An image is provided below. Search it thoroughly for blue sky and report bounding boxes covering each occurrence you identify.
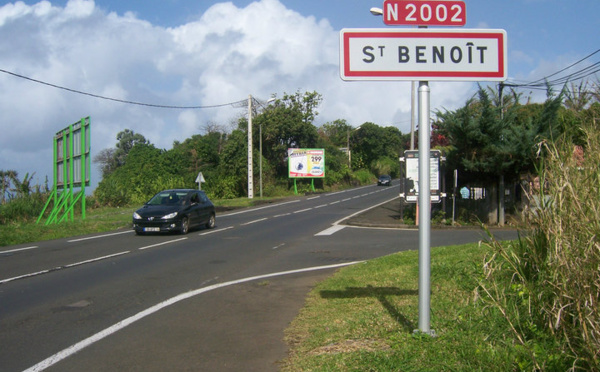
[0,0,598,190]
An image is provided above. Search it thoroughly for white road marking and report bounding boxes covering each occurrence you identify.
[333,196,399,226]
[0,251,131,285]
[0,246,38,254]
[199,226,234,235]
[68,230,134,242]
[294,208,313,214]
[63,252,131,267]
[273,213,291,218]
[315,225,346,236]
[241,218,268,226]
[138,237,187,251]
[219,199,300,217]
[307,196,320,200]
[24,261,363,372]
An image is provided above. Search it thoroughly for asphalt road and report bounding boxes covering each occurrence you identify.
[0,184,517,371]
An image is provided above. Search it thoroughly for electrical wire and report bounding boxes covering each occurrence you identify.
[504,48,600,91]
[0,68,247,109]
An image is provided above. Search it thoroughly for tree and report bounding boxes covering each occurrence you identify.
[252,91,321,178]
[437,85,564,224]
[94,129,149,178]
[214,129,248,198]
[169,131,226,185]
[319,119,353,148]
[10,172,34,197]
[0,170,17,203]
[564,81,592,111]
[94,148,118,178]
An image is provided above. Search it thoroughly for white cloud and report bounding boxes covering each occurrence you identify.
[0,0,509,190]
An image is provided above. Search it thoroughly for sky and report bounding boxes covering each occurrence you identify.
[0,0,598,191]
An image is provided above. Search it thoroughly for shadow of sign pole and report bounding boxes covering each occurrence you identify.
[320,286,417,332]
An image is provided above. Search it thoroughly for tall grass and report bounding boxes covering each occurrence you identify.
[0,192,48,224]
[479,125,600,371]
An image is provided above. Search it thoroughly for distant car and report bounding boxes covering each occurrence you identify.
[377,175,392,186]
[133,189,216,235]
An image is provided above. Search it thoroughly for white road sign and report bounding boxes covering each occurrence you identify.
[340,28,507,81]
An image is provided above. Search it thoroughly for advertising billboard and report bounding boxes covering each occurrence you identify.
[288,148,325,178]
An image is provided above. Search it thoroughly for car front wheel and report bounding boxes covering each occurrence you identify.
[180,217,189,234]
[205,214,215,229]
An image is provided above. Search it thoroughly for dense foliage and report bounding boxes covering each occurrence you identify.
[92,91,406,206]
[435,85,565,185]
[480,122,600,371]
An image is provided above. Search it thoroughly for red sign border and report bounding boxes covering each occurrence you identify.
[382,0,467,27]
[340,29,507,81]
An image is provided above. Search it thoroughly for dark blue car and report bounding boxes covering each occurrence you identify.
[377,175,392,186]
[133,189,216,235]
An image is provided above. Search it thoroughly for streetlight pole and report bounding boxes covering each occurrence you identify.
[259,117,263,198]
[248,95,254,199]
[258,98,275,198]
[411,82,416,150]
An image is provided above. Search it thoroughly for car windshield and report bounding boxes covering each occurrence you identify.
[147,191,188,205]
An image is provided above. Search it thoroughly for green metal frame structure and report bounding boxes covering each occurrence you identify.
[37,117,91,225]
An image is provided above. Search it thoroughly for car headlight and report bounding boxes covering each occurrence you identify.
[133,212,142,220]
[162,212,178,219]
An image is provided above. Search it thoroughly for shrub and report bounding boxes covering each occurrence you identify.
[371,156,400,178]
[479,124,600,371]
[0,192,48,224]
[352,169,375,185]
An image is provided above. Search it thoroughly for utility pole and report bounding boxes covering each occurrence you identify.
[248,95,254,199]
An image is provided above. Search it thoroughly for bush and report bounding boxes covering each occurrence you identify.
[371,156,400,178]
[352,169,375,185]
[94,178,131,207]
[0,192,48,224]
[479,124,600,371]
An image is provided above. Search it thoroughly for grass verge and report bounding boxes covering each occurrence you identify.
[282,241,525,371]
[0,197,288,246]
[0,206,137,246]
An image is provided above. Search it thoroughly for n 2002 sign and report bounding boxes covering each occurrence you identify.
[383,0,466,26]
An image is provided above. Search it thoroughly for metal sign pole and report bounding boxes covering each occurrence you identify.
[417,81,434,336]
[248,95,254,199]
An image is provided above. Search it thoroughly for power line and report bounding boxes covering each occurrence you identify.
[0,68,247,109]
[504,48,600,91]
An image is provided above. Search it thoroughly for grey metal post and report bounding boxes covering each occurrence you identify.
[417,81,434,335]
[410,81,416,150]
[248,95,254,199]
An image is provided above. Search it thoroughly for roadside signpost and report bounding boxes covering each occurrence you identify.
[340,1,507,336]
[340,28,507,81]
[195,172,206,190]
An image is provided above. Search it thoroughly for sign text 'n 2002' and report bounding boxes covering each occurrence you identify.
[383,0,466,26]
[340,28,507,82]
